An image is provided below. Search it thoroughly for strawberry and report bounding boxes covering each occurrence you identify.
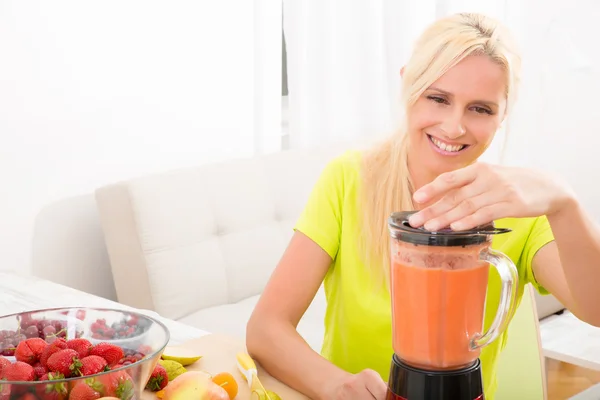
[69,380,102,400]
[67,338,93,359]
[14,337,48,365]
[40,338,68,367]
[14,394,37,400]
[0,382,9,400]
[96,370,134,399]
[89,343,124,366]
[137,344,152,356]
[126,315,138,326]
[145,363,168,391]
[80,355,108,376]
[2,361,35,381]
[121,355,138,365]
[46,348,82,378]
[76,310,87,321]
[32,361,47,380]
[35,372,68,400]
[0,356,10,377]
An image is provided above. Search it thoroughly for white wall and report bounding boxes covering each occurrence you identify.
[420,0,600,219]
[0,1,281,274]
[502,0,599,218]
[1,0,598,279]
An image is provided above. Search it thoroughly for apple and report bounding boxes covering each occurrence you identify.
[162,371,229,400]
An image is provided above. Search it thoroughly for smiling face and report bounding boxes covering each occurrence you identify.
[406,54,508,184]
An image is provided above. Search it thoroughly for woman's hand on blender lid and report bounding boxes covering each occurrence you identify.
[408,162,575,232]
[330,369,388,399]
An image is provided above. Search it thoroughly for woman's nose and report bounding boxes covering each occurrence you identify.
[440,113,466,139]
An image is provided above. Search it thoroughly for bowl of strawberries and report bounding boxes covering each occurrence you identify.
[0,306,170,400]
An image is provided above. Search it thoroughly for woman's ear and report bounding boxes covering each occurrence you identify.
[400,66,405,77]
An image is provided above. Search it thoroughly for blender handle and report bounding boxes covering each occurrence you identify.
[470,248,519,350]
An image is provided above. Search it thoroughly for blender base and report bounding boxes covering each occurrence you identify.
[386,354,485,400]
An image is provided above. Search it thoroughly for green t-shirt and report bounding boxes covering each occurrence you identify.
[294,150,555,399]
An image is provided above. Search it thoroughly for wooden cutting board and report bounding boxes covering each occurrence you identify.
[141,334,310,400]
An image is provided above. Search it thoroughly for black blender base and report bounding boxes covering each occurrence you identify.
[386,355,484,400]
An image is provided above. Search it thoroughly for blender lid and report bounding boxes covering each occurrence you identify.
[388,211,512,246]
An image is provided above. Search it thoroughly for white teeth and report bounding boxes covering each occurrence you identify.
[430,136,465,152]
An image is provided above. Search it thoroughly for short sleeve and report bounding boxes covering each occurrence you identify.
[522,215,555,295]
[293,155,347,260]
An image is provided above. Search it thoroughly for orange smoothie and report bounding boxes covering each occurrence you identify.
[390,241,490,370]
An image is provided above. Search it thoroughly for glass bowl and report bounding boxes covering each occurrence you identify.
[0,306,170,399]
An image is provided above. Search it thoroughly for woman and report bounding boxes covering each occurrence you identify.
[247,12,600,400]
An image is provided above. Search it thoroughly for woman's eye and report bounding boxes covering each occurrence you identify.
[473,106,492,115]
[427,96,447,104]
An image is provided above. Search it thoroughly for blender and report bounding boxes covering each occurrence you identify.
[386,211,519,400]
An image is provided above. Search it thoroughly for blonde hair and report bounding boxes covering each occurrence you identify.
[359,13,522,286]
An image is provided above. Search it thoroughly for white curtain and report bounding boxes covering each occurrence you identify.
[282,0,533,164]
[0,0,282,275]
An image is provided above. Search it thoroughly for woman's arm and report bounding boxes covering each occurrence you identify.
[533,197,600,327]
[404,162,600,326]
[246,231,350,400]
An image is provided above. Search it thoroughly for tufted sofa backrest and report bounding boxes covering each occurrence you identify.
[94,143,362,321]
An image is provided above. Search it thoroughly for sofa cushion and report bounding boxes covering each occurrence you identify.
[179,285,327,352]
[116,159,297,321]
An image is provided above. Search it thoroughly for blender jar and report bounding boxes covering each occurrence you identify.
[387,211,518,371]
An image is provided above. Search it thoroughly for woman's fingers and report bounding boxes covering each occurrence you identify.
[425,191,506,231]
[449,202,512,231]
[409,182,488,228]
[412,164,480,204]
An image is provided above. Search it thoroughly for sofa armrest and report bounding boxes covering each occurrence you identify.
[534,291,566,320]
[32,194,117,301]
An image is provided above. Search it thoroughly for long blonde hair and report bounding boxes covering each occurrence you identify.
[359,13,522,286]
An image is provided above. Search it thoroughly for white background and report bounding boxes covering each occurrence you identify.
[0,0,598,275]
[0,1,281,273]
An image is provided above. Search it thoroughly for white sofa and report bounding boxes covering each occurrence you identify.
[31,141,566,353]
[32,193,118,302]
[94,143,353,352]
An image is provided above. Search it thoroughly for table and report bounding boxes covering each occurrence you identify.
[0,271,209,346]
[539,310,600,372]
[4,270,600,398]
[539,311,600,399]
[0,271,309,399]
